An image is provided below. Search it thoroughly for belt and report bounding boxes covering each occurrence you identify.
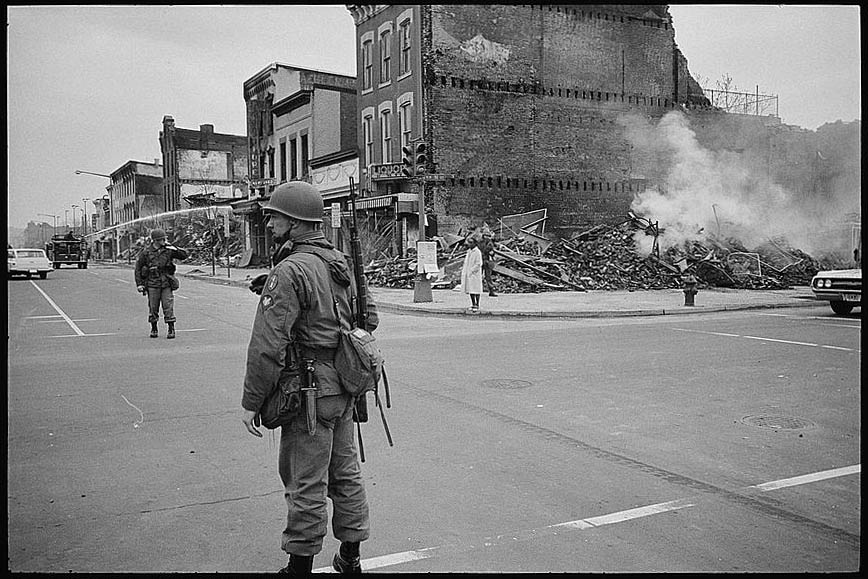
[299,346,337,361]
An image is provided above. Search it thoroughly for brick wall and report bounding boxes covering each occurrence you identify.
[425,4,675,234]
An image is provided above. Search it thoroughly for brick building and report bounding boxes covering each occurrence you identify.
[347,4,710,240]
[159,116,249,213]
[233,63,360,262]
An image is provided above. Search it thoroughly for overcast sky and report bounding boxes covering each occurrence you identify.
[6,4,861,231]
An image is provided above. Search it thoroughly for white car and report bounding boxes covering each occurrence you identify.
[7,248,54,279]
[811,268,862,314]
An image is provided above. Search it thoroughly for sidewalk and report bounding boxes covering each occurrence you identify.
[102,260,820,318]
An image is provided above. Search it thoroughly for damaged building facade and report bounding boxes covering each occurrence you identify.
[346,4,859,254]
[347,4,709,240]
[233,64,360,263]
[159,116,249,212]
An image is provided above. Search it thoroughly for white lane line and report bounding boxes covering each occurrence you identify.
[50,333,118,338]
[116,279,131,284]
[552,498,694,530]
[672,327,859,352]
[756,312,861,327]
[177,328,207,332]
[28,281,85,336]
[749,464,861,492]
[325,464,861,572]
[25,315,63,319]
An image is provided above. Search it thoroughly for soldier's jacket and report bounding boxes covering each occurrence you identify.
[242,232,379,414]
[134,243,189,288]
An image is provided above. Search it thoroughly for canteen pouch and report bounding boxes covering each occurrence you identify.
[335,326,383,396]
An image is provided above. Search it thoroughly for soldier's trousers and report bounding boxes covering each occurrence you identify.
[278,393,369,556]
[147,287,175,323]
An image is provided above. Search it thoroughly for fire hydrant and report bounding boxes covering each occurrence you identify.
[682,273,698,306]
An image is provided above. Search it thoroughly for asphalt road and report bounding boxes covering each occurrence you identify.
[6,265,861,573]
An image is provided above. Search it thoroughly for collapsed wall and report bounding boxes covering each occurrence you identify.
[422,4,860,260]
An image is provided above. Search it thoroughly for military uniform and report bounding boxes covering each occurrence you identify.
[242,231,378,558]
[134,242,188,325]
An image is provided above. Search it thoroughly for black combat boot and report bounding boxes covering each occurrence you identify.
[278,554,314,576]
[333,541,362,574]
[166,322,175,339]
[149,322,158,338]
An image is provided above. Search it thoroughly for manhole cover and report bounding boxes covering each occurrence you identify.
[480,379,534,390]
[740,415,816,430]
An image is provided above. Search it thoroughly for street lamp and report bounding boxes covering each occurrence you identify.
[72,205,81,236]
[81,197,90,236]
[76,169,116,261]
[38,213,58,232]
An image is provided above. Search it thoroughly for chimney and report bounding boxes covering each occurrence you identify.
[200,124,214,134]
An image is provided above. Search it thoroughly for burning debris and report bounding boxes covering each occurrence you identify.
[364,214,828,293]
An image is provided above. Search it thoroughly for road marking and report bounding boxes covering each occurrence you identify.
[28,281,85,336]
[176,328,207,332]
[672,327,859,352]
[317,464,861,572]
[757,312,861,327]
[116,278,131,284]
[50,333,118,338]
[551,498,694,530]
[749,464,861,492]
[175,293,188,299]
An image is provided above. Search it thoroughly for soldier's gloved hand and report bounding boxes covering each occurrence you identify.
[137,285,146,294]
[249,273,268,295]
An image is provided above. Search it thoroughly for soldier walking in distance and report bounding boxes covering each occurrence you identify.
[240,181,379,576]
[135,228,188,339]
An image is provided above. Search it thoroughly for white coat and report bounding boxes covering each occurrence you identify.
[461,246,483,294]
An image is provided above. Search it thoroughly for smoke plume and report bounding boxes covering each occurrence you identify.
[619,110,858,259]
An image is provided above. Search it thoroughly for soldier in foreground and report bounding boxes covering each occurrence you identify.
[240,181,378,575]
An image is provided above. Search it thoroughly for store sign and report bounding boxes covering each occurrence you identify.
[370,163,407,180]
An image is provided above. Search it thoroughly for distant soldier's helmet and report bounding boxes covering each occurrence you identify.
[262,181,323,222]
[150,228,166,240]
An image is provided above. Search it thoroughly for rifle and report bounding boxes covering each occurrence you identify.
[347,177,393,461]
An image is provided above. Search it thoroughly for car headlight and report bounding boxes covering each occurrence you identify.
[824,279,833,288]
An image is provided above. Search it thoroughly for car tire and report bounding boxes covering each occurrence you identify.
[39,272,48,279]
[830,301,854,315]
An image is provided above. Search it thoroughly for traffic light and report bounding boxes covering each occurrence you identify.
[401,145,415,177]
[414,143,428,176]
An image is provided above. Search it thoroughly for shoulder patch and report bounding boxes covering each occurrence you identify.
[267,276,278,291]
[261,294,273,309]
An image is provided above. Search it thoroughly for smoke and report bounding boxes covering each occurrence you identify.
[619,110,857,258]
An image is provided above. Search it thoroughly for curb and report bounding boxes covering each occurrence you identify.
[98,262,819,319]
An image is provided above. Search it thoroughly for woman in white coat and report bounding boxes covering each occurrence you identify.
[461,237,483,312]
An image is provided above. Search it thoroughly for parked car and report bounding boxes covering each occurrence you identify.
[811,268,862,314]
[8,248,54,279]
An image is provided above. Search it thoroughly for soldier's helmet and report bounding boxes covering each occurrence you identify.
[262,181,323,222]
[150,228,166,240]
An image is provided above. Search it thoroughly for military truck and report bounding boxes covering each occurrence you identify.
[46,232,89,269]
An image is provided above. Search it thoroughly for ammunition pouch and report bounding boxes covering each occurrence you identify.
[259,374,303,430]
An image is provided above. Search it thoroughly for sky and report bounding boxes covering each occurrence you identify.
[6,4,861,231]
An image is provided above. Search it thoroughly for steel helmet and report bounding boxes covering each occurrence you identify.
[262,181,323,222]
[150,228,166,240]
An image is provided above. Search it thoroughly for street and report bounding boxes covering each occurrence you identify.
[6,264,861,573]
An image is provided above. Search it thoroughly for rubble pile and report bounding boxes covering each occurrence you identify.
[363,215,826,293]
[121,214,245,266]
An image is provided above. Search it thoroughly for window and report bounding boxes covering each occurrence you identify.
[300,134,309,177]
[362,40,373,90]
[280,141,287,182]
[290,138,298,180]
[380,110,392,163]
[399,101,412,148]
[363,115,373,167]
[379,29,392,84]
[399,18,412,75]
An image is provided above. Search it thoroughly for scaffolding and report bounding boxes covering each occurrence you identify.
[701,85,779,117]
